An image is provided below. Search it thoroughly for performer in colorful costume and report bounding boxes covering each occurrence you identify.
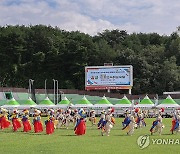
[53,110,59,129]
[0,108,11,129]
[45,109,55,135]
[98,110,106,135]
[122,111,131,128]
[103,108,115,136]
[141,110,147,127]
[33,109,43,133]
[22,109,31,132]
[122,110,135,135]
[64,109,73,129]
[89,110,96,126]
[73,109,78,126]
[56,109,65,128]
[74,108,86,135]
[11,108,21,131]
[150,108,165,135]
[135,109,146,128]
[170,110,180,134]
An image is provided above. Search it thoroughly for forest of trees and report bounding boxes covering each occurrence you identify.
[0,25,179,94]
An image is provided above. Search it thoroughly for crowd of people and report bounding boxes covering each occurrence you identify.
[0,107,179,136]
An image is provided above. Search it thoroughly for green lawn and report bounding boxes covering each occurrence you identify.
[0,118,179,154]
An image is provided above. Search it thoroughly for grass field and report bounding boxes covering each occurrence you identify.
[0,118,179,154]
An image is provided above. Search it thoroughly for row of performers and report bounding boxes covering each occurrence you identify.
[0,108,54,134]
[0,107,179,136]
[0,107,89,135]
[96,107,180,136]
[122,108,180,135]
[0,107,115,136]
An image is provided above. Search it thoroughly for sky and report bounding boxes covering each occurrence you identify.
[0,0,180,35]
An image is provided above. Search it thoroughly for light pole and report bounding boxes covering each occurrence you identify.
[31,80,34,86]
[53,79,59,104]
[29,79,31,94]
[56,80,58,104]
[29,79,34,98]
[45,79,47,97]
[53,79,56,104]
[59,91,64,102]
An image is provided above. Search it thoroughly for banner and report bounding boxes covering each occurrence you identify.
[85,66,133,90]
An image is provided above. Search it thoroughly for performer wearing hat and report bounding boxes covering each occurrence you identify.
[74,108,86,135]
[89,110,96,126]
[22,109,31,132]
[103,108,115,136]
[135,109,146,129]
[45,109,55,135]
[0,108,11,129]
[11,108,21,132]
[64,109,73,129]
[150,108,165,135]
[33,109,43,133]
[53,110,59,129]
[56,109,65,129]
[73,109,78,126]
[122,110,135,135]
[141,110,147,127]
[170,110,180,134]
[98,110,106,136]
[122,110,130,129]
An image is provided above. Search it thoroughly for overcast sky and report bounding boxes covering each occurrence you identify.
[0,0,180,35]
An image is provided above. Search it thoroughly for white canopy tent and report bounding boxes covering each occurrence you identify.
[36,97,55,109]
[135,95,154,108]
[1,98,20,110]
[156,95,179,108]
[114,96,132,108]
[72,96,93,108]
[17,97,37,109]
[92,96,113,109]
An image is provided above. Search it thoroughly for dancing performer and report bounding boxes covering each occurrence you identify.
[11,108,21,132]
[150,108,165,135]
[45,109,55,135]
[53,110,59,129]
[141,110,147,126]
[64,109,73,129]
[122,110,130,128]
[56,109,65,128]
[73,109,78,126]
[170,110,180,134]
[98,110,106,136]
[74,108,86,135]
[33,109,43,133]
[122,110,135,135]
[0,108,11,129]
[89,110,96,126]
[135,110,146,128]
[22,109,31,132]
[102,108,115,136]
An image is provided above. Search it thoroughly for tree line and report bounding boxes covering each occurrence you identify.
[0,25,179,94]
